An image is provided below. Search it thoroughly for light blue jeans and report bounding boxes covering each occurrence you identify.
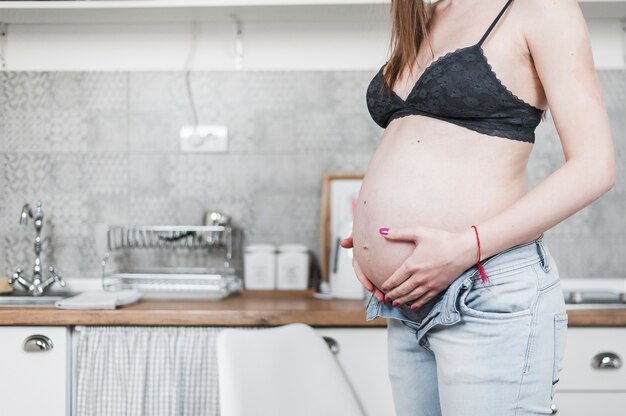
[365,233,568,416]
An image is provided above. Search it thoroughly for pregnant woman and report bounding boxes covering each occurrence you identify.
[340,0,615,415]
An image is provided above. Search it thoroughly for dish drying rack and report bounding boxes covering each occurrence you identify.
[101,224,243,299]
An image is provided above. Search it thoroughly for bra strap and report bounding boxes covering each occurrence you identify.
[477,0,515,46]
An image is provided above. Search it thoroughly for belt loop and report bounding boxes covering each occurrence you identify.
[536,235,551,273]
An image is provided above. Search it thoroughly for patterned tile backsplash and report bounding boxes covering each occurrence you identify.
[0,70,624,280]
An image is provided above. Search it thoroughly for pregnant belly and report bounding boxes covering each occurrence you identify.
[351,171,468,290]
[351,116,531,290]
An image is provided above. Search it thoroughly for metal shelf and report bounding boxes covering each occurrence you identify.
[102,224,243,299]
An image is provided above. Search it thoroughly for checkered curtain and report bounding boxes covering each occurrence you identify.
[73,326,257,416]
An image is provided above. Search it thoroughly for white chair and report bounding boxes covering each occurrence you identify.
[217,323,366,416]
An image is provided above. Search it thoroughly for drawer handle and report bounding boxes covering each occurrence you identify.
[591,352,622,370]
[23,335,54,352]
[550,403,558,414]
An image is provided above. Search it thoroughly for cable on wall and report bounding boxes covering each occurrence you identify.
[231,14,244,70]
[0,23,8,70]
[184,21,200,129]
[622,18,626,66]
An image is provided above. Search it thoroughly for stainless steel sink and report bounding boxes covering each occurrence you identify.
[562,278,626,310]
[566,302,626,310]
[565,299,626,309]
[0,291,78,307]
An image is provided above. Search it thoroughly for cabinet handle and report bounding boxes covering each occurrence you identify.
[23,334,54,352]
[322,336,340,355]
[550,403,558,414]
[591,352,622,370]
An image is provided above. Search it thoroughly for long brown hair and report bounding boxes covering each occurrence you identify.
[382,0,438,95]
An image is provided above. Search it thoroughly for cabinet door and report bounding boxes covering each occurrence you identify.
[0,326,68,416]
[315,327,394,416]
[552,392,626,416]
[559,328,626,391]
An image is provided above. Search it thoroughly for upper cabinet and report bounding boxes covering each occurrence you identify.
[2,0,626,21]
[0,0,623,71]
[3,0,391,23]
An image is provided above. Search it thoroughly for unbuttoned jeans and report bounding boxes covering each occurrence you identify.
[365,233,568,416]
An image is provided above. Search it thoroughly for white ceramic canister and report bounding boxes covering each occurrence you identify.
[276,244,310,290]
[243,244,277,290]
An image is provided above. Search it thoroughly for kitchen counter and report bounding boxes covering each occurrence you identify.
[0,289,625,326]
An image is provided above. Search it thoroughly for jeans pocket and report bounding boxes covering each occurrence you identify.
[458,263,538,320]
[551,313,569,399]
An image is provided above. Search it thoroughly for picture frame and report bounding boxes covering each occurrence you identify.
[319,172,365,290]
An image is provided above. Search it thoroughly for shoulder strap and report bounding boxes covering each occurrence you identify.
[478,0,514,46]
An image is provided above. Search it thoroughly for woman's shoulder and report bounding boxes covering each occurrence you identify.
[516,0,584,27]
[513,0,588,56]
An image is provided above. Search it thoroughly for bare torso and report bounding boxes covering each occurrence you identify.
[352,0,547,290]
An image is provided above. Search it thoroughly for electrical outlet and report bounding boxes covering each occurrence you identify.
[180,125,228,153]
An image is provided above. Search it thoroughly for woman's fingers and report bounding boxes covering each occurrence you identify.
[353,258,384,301]
[339,232,384,301]
[408,290,438,310]
[340,233,354,249]
[383,271,426,301]
[378,228,422,293]
[389,284,430,307]
[380,260,415,292]
[379,226,420,241]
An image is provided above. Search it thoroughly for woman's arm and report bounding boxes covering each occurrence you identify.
[454,0,615,262]
[379,0,615,306]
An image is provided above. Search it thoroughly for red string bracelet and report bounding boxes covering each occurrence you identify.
[471,225,489,283]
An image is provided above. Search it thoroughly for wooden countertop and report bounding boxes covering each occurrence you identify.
[0,289,625,327]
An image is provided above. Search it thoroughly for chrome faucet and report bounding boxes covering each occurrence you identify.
[9,200,65,296]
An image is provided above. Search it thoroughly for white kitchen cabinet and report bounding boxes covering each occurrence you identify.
[552,392,626,415]
[558,327,626,391]
[551,327,626,415]
[0,326,69,416]
[0,323,618,416]
[315,327,394,416]
[316,326,626,416]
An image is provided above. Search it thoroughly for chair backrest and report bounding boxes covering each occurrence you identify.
[217,323,365,416]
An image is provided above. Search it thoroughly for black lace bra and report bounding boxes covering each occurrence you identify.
[366,0,543,143]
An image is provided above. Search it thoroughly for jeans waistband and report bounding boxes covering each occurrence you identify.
[477,232,550,276]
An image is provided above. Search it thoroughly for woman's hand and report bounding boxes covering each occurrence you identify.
[340,233,385,302]
[379,225,477,310]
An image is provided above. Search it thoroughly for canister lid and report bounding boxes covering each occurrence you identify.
[277,244,308,253]
[245,244,276,253]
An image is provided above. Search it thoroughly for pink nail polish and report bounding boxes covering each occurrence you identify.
[410,305,418,310]
[392,300,400,307]
[379,227,389,235]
